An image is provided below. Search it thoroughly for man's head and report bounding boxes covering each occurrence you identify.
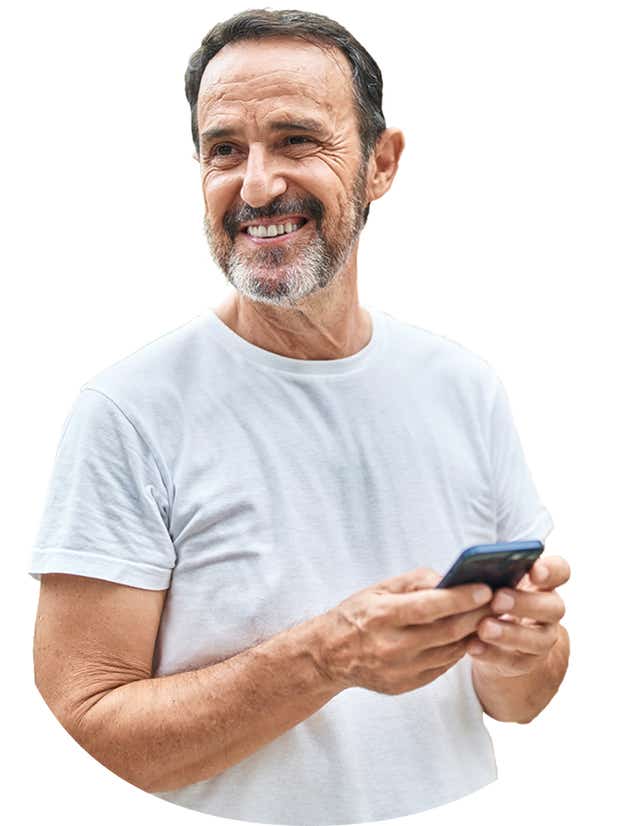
[185,9,403,308]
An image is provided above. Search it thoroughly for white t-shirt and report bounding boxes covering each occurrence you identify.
[29,306,554,825]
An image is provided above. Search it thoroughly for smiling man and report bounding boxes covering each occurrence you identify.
[193,19,392,353]
[30,8,570,826]
[198,36,372,316]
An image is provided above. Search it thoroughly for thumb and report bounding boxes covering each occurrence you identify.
[379,567,442,594]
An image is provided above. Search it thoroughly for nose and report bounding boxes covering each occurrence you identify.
[240,143,287,207]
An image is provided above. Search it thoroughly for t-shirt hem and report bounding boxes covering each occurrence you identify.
[152,772,499,825]
[405,771,498,820]
[28,547,172,590]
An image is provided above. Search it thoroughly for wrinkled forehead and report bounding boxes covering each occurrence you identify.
[197,36,356,126]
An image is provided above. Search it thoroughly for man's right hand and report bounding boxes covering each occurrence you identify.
[317,567,495,695]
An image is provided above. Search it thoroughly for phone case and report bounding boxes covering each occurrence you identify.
[436,540,544,589]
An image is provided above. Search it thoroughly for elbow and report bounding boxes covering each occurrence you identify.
[71,713,156,794]
[486,709,535,724]
[145,766,216,794]
[77,726,157,794]
[143,777,177,794]
[40,692,157,795]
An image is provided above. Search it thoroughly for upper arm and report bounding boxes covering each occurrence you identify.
[487,373,554,542]
[33,573,167,733]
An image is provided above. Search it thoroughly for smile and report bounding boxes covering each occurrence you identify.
[241,218,310,244]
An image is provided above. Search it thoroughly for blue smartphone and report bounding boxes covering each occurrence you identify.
[435,540,545,590]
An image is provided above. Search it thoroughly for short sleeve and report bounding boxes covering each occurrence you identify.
[28,388,176,590]
[489,376,554,544]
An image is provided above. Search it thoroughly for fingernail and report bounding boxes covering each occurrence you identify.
[537,564,549,581]
[473,586,492,604]
[493,592,514,612]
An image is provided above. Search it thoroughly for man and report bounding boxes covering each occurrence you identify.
[29,9,570,825]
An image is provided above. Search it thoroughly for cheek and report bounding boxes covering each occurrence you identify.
[305,157,357,210]
[317,182,351,233]
[201,171,236,219]
[293,167,345,230]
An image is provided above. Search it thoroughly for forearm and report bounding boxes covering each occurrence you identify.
[472,623,570,723]
[71,614,341,793]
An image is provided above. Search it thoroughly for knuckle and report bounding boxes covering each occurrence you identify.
[367,595,391,625]
[554,556,571,580]
[347,593,389,633]
[415,567,439,582]
[555,596,566,621]
[416,568,441,584]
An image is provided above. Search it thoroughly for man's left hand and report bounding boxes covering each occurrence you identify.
[466,555,570,677]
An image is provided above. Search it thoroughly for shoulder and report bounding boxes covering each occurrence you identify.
[378,309,501,399]
[77,314,213,422]
[73,314,213,461]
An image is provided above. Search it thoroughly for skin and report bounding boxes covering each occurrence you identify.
[193,35,572,698]
[30,39,570,801]
[468,555,570,679]
[193,36,405,359]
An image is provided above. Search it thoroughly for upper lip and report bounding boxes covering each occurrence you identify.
[239,215,309,232]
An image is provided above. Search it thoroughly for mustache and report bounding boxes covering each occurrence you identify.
[223,195,324,238]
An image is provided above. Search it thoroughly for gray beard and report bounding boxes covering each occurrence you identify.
[203,161,368,308]
[206,218,358,308]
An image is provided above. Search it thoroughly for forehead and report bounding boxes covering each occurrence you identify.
[197,36,356,129]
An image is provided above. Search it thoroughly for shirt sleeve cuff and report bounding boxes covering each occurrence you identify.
[28,547,172,590]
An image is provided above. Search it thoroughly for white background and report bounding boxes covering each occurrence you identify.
[3,0,618,823]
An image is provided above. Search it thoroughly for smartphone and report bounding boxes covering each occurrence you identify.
[435,540,544,590]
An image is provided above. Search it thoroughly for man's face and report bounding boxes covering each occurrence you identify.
[196,37,370,307]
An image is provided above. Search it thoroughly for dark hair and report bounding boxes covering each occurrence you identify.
[184,8,387,223]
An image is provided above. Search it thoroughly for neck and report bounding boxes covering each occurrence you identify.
[214,264,372,361]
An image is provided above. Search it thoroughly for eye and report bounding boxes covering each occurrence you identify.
[202,136,315,165]
[285,135,313,145]
[213,143,236,156]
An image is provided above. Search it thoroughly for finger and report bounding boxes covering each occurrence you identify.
[494,612,540,627]
[466,641,540,675]
[477,617,559,654]
[530,555,571,591]
[378,568,442,594]
[389,582,493,626]
[413,604,495,650]
[490,588,566,624]
[414,636,470,671]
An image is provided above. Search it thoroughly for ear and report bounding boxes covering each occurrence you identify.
[366,128,405,204]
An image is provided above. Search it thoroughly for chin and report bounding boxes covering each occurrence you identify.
[224,262,332,308]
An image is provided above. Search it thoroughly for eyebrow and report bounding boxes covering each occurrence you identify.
[200,118,326,146]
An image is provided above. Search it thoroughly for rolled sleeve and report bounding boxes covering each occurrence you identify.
[28,388,176,590]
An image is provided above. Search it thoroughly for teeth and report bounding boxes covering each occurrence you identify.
[247,221,302,238]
